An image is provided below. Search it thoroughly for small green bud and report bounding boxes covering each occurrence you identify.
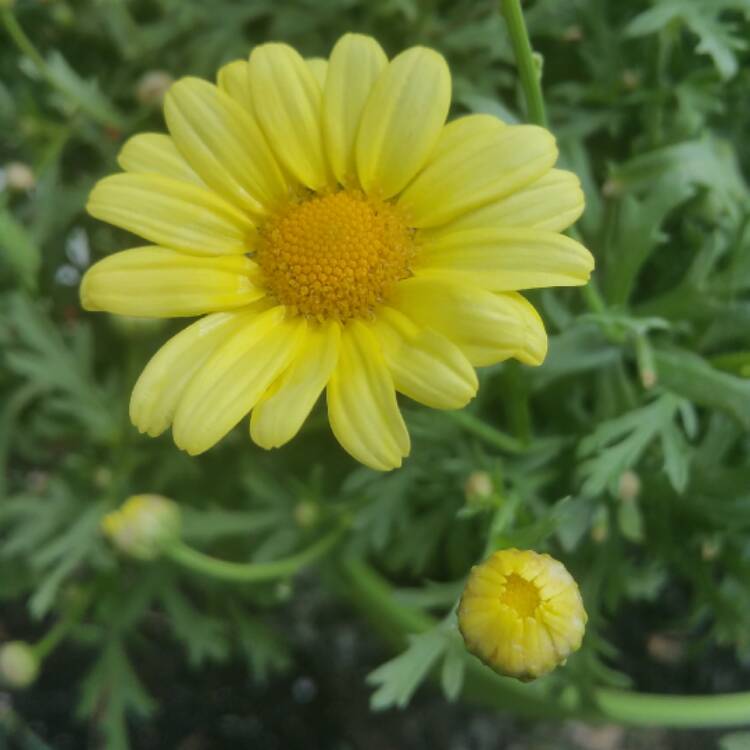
[102,494,181,560]
[464,471,494,505]
[0,641,39,689]
[591,505,609,543]
[294,500,320,528]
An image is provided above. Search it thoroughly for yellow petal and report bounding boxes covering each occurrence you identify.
[118,133,203,185]
[250,320,340,449]
[165,77,288,215]
[217,60,254,115]
[371,307,477,409]
[248,43,331,190]
[87,173,254,256]
[130,309,257,437]
[323,33,387,186]
[173,307,304,455]
[389,277,547,366]
[80,246,263,317]
[306,57,328,88]
[416,227,594,291]
[398,118,558,228]
[356,46,450,198]
[427,169,585,235]
[327,320,410,471]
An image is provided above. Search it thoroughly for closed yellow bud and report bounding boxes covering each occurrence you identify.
[102,494,181,560]
[458,548,587,681]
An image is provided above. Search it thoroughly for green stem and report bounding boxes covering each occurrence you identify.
[593,689,750,728]
[166,525,345,583]
[338,556,750,728]
[500,0,547,127]
[581,276,608,316]
[32,590,91,660]
[445,410,526,453]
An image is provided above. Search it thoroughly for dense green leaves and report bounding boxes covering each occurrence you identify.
[1,0,750,745]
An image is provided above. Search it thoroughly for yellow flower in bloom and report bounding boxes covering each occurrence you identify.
[80,34,594,470]
[458,548,587,681]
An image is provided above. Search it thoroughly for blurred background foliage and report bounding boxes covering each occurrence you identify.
[1,0,750,748]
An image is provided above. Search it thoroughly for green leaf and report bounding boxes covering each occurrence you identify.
[612,138,747,211]
[439,635,466,702]
[160,588,228,667]
[0,209,41,291]
[43,50,125,127]
[603,177,695,305]
[578,394,691,496]
[556,496,594,552]
[367,628,447,710]
[617,500,644,543]
[656,348,750,429]
[626,1,748,79]
[233,610,291,682]
[78,640,155,750]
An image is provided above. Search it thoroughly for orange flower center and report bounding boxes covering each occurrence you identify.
[500,573,541,618]
[256,190,414,321]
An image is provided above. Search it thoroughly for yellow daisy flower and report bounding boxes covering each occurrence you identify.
[458,548,587,681]
[81,33,594,470]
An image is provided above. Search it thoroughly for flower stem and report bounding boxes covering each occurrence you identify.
[338,556,750,728]
[32,590,91,660]
[165,525,345,583]
[500,0,548,128]
[445,410,526,453]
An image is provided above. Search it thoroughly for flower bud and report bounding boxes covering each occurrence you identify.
[135,71,174,106]
[617,470,641,503]
[464,471,494,505]
[102,494,181,560]
[647,632,685,665]
[0,641,39,689]
[458,548,587,681]
[591,505,609,543]
[622,70,640,90]
[3,161,35,192]
[294,500,319,528]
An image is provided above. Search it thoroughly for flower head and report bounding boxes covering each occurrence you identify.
[81,33,593,470]
[0,641,39,689]
[458,548,587,681]
[102,494,181,560]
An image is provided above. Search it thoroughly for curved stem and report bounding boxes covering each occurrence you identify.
[593,688,750,729]
[500,0,547,127]
[338,556,750,728]
[166,525,345,583]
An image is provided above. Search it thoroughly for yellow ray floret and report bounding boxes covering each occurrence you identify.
[458,548,587,681]
[80,32,594,470]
